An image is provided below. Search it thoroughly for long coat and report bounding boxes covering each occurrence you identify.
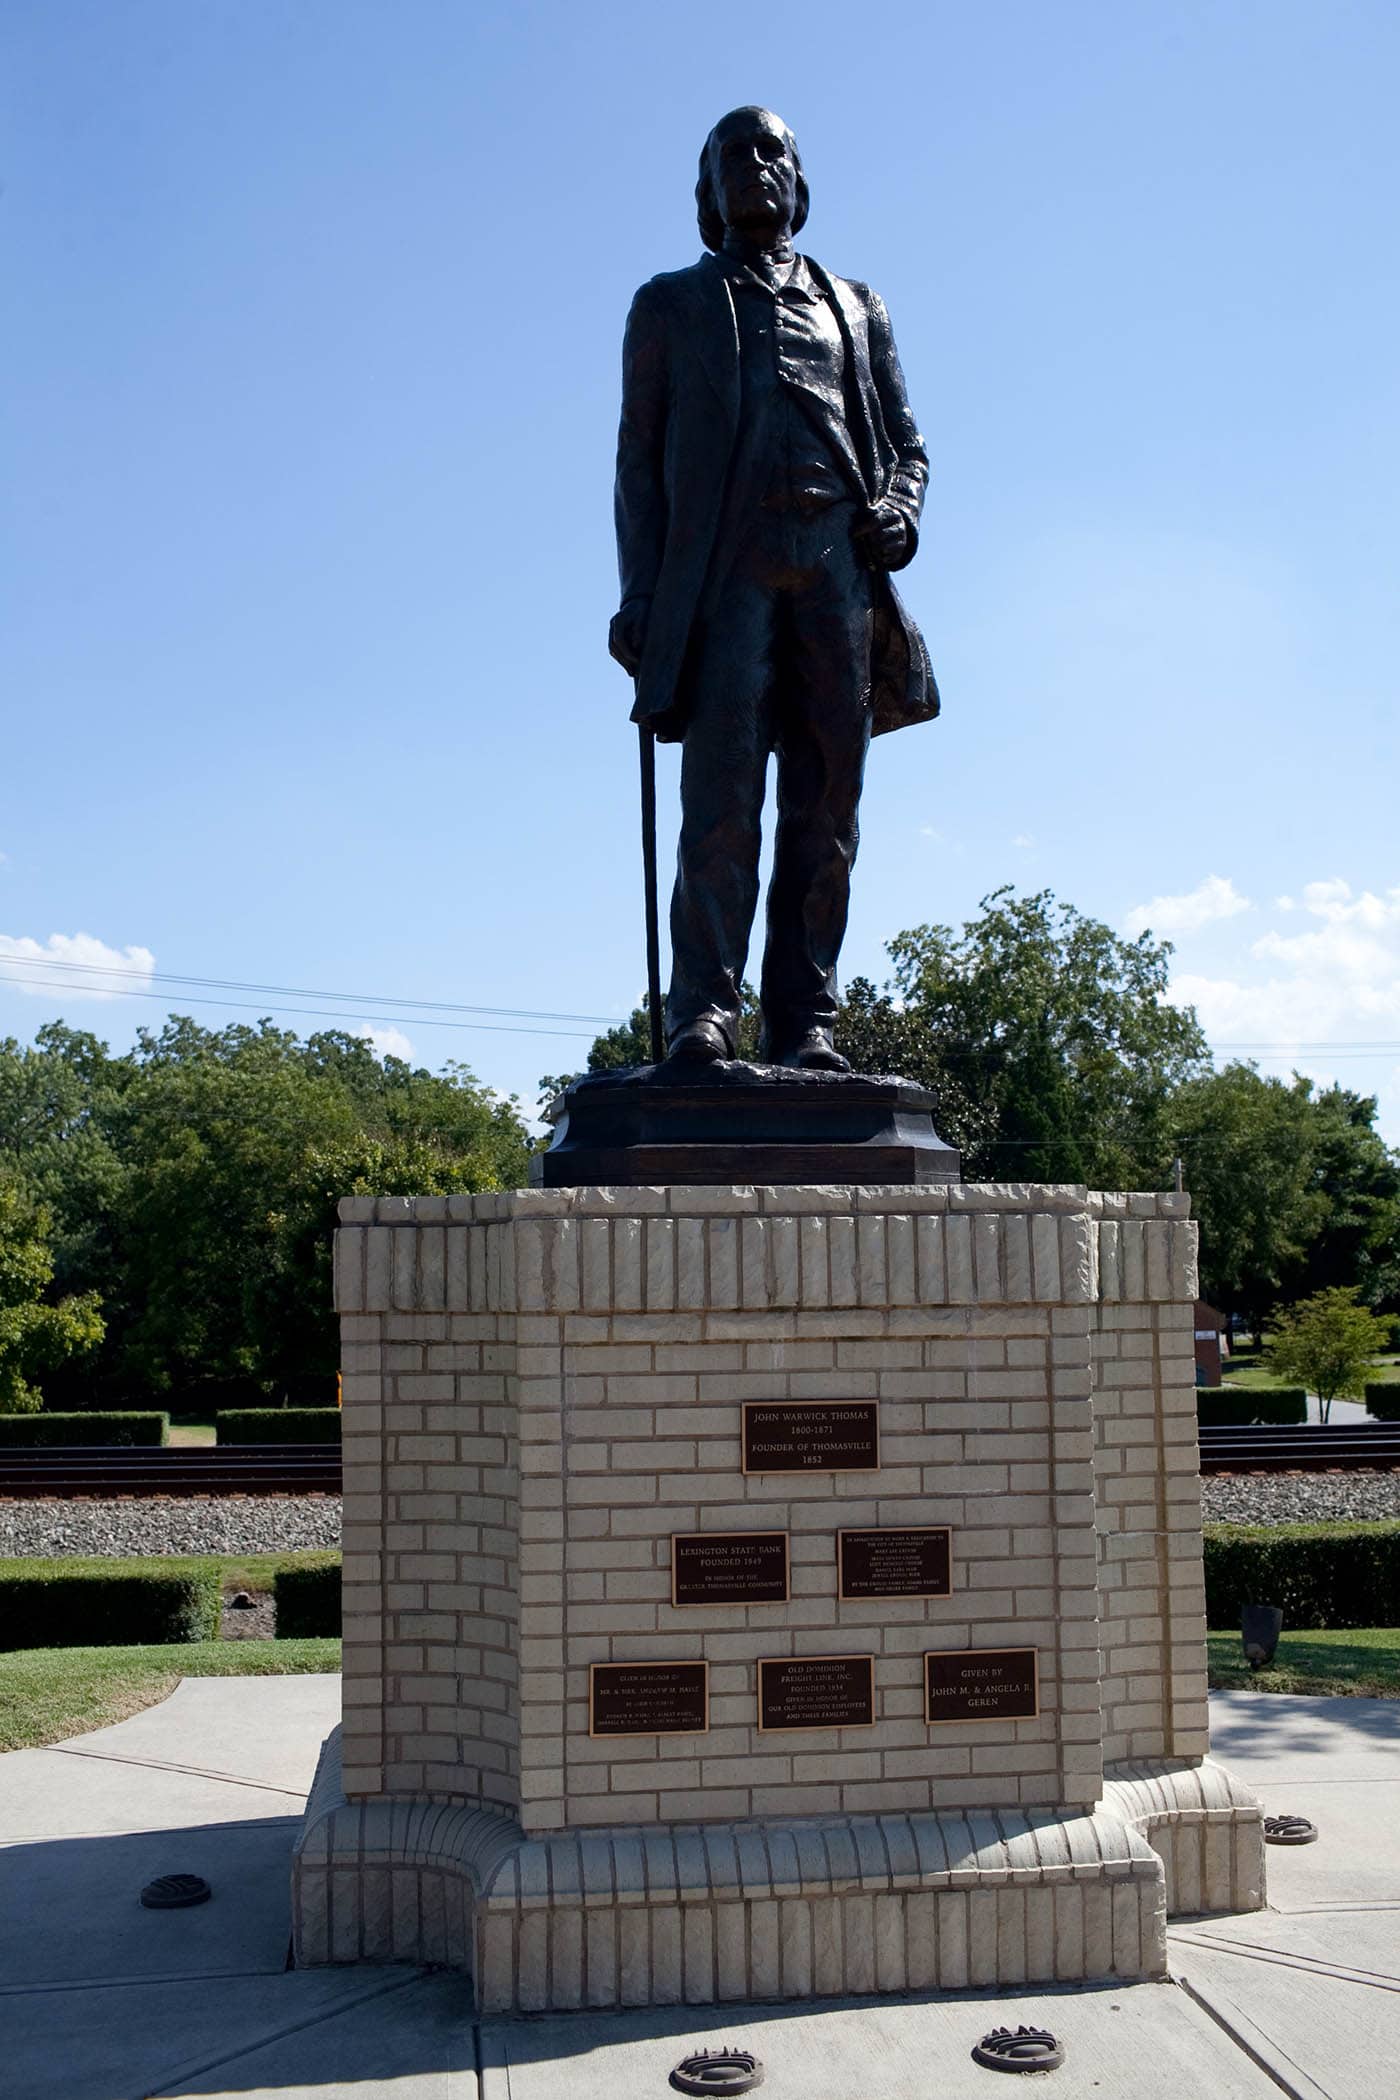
[615,251,939,744]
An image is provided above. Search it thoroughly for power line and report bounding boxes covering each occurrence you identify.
[0,975,600,1041]
[1,951,1397,1057]
[0,951,626,1030]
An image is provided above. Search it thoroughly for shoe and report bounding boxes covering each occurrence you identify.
[775,1028,850,1072]
[664,1020,731,1065]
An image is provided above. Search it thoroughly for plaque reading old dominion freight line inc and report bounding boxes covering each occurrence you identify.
[839,1527,952,1601]
[672,1532,790,1606]
[758,1654,875,1732]
[924,1648,1039,1724]
[741,1401,879,1474]
[589,1661,709,1737]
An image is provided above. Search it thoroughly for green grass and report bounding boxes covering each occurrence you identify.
[1221,1361,1299,1391]
[167,1415,217,1447]
[3,1549,338,1596]
[1223,1352,1400,1393]
[1207,1625,1400,1696]
[0,1637,341,1750]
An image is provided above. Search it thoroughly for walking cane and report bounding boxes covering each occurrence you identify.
[638,723,665,1065]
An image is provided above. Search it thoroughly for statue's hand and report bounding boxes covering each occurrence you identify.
[852,502,910,571]
[608,597,651,676]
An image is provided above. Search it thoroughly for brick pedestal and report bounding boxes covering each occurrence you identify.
[291,1183,1263,2008]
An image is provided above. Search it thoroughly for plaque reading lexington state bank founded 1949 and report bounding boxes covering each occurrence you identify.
[741,1401,879,1474]
[924,1648,1039,1724]
[671,1531,789,1607]
[757,1654,875,1732]
[589,1661,709,1738]
[838,1526,952,1601]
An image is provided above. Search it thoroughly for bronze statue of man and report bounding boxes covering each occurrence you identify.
[609,106,937,1071]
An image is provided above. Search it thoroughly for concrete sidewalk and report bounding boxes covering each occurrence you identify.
[0,1678,1394,2100]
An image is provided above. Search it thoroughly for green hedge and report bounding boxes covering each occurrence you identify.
[1197,1389,1307,1426]
[217,1409,342,1445]
[0,1560,222,1650]
[275,1559,342,1637]
[1366,1384,1400,1422]
[1203,1521,1400,1631]
[0,1412,170,1448]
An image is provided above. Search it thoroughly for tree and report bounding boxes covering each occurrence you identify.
[1172,1070,1400,1342]
[1171,1065,1324,1342]
[841,888,1208,1182]
[1265,1287,1393,1422]
[3,1017,531,1404]
[0,1178,104,1413]
[1289,1086,1400,1312]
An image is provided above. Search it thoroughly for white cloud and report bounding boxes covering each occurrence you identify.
[1011,832,1035,850]
[357,1022,415,1063]
[1165,883,1400,1129]
[1124,874,1253,938]
[0,931,156,999]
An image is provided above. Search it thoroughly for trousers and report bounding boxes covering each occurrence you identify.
[665,499,874,1057]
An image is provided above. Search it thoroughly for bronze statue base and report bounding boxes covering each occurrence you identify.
[532,1063,960,1187]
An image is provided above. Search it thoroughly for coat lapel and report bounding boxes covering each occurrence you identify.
[805,258,879,496]
[673,255,740,429]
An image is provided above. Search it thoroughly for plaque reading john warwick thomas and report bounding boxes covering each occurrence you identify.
[839,1526,952,1601]
[672,1532,789,1607]
[758,1654,875,1732]
[742,1401,879,1473]
[589,1661,709,1737]
[924,1648,1039,1724]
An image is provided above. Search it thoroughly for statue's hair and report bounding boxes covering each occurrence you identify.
[696,108,809,252]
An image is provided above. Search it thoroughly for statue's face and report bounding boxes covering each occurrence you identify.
[707,108,798,241]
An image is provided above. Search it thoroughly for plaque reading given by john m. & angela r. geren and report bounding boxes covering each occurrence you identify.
[671,1531,790,1606]
[589,1661,709,1737]
[741,1401,879,1473]
[924,1648,1039,1723]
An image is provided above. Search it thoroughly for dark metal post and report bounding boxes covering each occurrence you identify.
[638,724,664,1064]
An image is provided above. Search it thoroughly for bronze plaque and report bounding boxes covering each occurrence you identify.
[839,1526,952,1600]
[757,1653,875,1732]
[741,1400,879,1474]
[924,1648,1039,1724]
[589,1661,709,1738]
[672,1532,789,1607]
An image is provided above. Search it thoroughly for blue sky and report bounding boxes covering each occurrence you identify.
[4,1,1399,1136]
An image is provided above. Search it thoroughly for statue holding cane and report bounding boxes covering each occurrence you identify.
[609,106,938,1072]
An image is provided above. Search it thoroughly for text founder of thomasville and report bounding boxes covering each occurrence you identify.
[609,105,938,1072]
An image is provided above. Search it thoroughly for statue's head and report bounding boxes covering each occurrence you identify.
[696,106,809,252]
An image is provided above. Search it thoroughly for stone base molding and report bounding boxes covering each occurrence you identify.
[1103,1758,1265,1916]
[293,1726,1175,2012]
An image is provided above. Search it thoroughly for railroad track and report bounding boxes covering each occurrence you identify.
[1198,1422,1400,1473]
[3,1425,1397,1496]
[0,1444,342,1498]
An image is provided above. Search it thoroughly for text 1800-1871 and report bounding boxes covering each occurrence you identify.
[741,1401,879,1474]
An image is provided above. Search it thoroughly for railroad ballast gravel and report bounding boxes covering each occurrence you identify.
[1199,1472,1400,1525]
[0,1495,343,1558]
[4,1476,1399,1559]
